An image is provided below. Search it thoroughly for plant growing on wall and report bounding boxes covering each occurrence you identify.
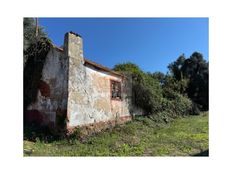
[113,61,195,123]
[113,62,163,115]
[24,37,51,113]
[24,18,51,111]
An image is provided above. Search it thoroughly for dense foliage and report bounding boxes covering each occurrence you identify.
[24,37,51,112]
[114,63,163,115]
[23,18,47,65]
[168,52,209,111]
[113,52,208,122]
[24,18,50,112]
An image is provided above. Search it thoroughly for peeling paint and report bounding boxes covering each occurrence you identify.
[25,32,141,130]
[26,45,68,126]
[66,32,133,127]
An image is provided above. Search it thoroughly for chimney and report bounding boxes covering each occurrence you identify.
[64,31,84,62]
[64,31,86,128]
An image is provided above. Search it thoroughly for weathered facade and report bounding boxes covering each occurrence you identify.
[25,32,137,131]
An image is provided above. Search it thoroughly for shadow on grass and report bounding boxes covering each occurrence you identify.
[24,125,66,143]
[192,149,209,156]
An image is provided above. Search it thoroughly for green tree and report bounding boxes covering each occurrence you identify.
[168,52,209,111]
[150,71,166,85]
[182,52,209,110]
[113,61,194,120]
[168,54,186,80]
[23,18,50,115]
[23,18,47,64]
[113,62,144,82]
[113,62,163,114]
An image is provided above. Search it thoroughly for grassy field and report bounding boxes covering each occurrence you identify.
[23,112,208,156]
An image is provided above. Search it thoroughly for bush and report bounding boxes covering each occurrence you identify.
[172,94,192,116]
[113,62,195,125]
[134,72,193,118]
[134,115,155,126]
[149,111,174,124]
[113,63,163,115]
[143,93,193,125]
[164,94,192,116]
[133,74,163,114]
[147,94,192,125]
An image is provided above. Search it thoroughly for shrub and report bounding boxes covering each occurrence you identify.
[172,93,192,116]
[133,74,163,114]
[149,111,174,124]
[113,62,195,125]
[134,115,155,126]
[161,91,192,117]
[147,94,192,125]
[113,63,163,115]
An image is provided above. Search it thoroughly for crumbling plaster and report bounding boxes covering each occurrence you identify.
[27,47,68,125]
[26,32,136,129]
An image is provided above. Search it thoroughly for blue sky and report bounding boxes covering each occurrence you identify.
[39,18,208,73]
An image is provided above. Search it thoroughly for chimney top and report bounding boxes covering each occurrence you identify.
[69,31,82,38]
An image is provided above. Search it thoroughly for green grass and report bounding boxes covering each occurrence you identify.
[23,112,208,156]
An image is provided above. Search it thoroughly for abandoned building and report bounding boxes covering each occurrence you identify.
[25,32,143,131]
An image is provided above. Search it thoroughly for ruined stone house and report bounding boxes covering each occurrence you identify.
[25,32,143,131]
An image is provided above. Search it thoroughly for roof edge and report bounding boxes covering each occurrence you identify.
[84,58,124,77]
[50,43,123,77]
[51,43,64,52]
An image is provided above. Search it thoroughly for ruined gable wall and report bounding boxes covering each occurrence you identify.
[26,47,68,126]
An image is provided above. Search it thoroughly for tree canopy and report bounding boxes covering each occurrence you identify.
[113,51,208,119]
[168,52,209,110]
[23,18,47,64]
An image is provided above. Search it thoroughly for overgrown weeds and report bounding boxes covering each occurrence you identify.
[24,112,208,156]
